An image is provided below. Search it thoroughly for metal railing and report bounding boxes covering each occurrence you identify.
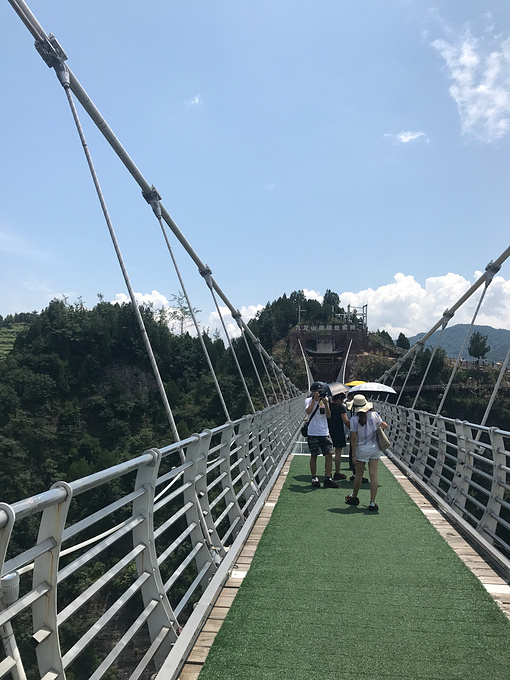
[378,402,510,577]
[0,397,303,680]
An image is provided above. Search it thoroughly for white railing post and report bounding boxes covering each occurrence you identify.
[182,433,221,590]
[132,448,177,668]
[448,420,473,513]
[32,481,73,680]
[428,417,447,495]
[216,422,245,539]
[235,415,260,513]
[476,428,506,544]
[411,411,431,479]
[0,503,27,680]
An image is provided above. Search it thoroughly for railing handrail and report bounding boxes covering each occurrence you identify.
[377,401,510,578]
[0,396,304,680]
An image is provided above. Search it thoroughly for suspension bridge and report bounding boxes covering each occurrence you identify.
[1,2,510,679]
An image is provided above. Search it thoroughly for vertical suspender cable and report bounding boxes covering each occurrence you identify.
[298,338,314,392]
[238,326,270,408]
[270,359,286,400]
[394,348,421,406]
[434,269,498,421]
[475,345,510,441]
[410,315,453,409]
[254,339,279,403]
[143,191,231,422]
[201,269,255,413]
[377,257,509,384]
[8,5,299,398]
[55,64,181,445]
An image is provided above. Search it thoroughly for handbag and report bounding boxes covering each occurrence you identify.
[377,425,390,451]
[301,403,320,437]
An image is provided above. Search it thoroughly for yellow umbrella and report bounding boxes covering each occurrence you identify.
[345,380,366,386]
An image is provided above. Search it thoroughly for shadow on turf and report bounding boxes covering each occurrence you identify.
[290,474,378,494]
[288,474,350,495]
[328,506,379,515]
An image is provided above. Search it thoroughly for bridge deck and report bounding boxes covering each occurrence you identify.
[180,455,510,680]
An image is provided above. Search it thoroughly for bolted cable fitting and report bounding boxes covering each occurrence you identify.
[34,33,67,68]
[199,266,213,289]
[142,185,162,218]
[484,260,501,286]
[232,310,243,329]
[441,308,455,328]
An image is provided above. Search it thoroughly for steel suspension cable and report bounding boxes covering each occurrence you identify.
[270,359,286,400]
[435,273,496,421]
[394,349,421,406]
[201,271,255,413]
[271,361,289,399]
[475,345,510,441]
[8,0,299,399]
[378,258,508,383]
[254,339,279,403]
[298,338,314,391]
[237,325,270,408]
[143,192,231,422]
[54,63,181,445]
[410,314,453,409]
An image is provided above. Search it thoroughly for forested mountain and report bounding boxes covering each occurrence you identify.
[0,298,283,504]
[409,325,510,363]
[0,290,356,502]
[2,293,509,507]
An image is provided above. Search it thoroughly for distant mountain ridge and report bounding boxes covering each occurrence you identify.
[409,324,510,363]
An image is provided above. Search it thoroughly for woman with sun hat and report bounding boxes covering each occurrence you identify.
[345,394,388,511]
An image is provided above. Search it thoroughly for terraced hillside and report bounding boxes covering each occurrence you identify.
[0,323,26,359]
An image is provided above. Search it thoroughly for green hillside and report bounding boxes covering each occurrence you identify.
[410,324,510,363]
[0,322,27,359]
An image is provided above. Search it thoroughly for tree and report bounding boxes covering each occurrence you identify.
[168,291,201,335]
[396,333,410,350]
[323,289,340,316]
[376,330,394,346]
[468,331,490,368]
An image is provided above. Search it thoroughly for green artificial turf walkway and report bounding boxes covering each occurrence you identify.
[198,455,510,680]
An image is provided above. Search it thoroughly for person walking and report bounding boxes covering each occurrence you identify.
[305,382,340,489]
[328,392,349,480]
[345,397,368,484]
[345,394,388,511]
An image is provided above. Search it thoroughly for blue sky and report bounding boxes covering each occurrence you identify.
[1,0,510,339]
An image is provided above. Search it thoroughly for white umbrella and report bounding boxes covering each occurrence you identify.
[327,382,350,396]
[348,382,397,395]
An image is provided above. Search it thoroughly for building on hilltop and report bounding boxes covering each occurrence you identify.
[288,305,369,383]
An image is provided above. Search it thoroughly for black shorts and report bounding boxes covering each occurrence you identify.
[307,435,333,456]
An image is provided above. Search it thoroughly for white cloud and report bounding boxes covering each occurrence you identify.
[384,131,429,144]
[113,290,264,340]
[432,32,510,142]
[185,94,202,106]
[205,304,264,340]
[303,289,323,303]
[113,290,170,308]
[339,271,510,337]
[114,273,510,347]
